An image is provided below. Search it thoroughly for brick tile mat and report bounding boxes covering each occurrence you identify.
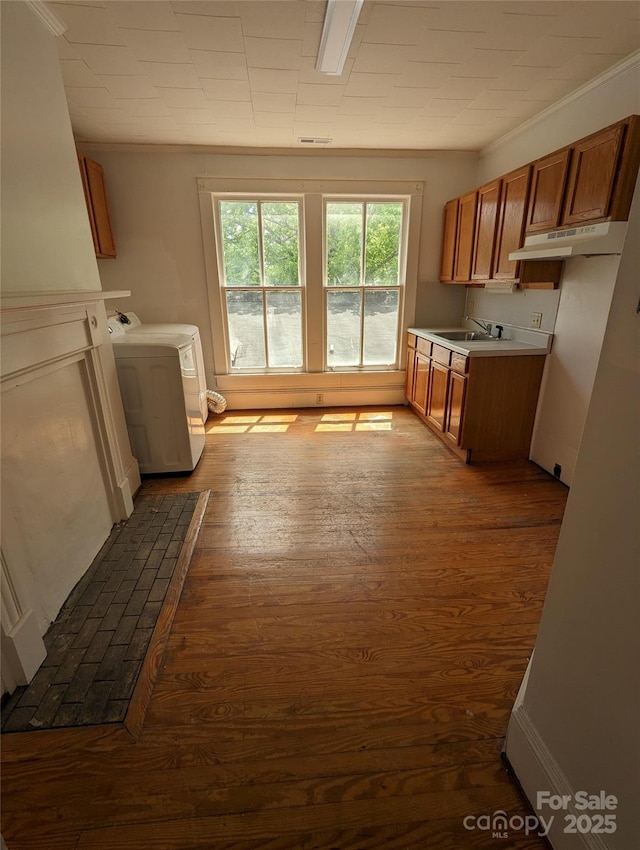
[1,492,201,733]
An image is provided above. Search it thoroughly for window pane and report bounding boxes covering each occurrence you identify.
[326,203,362,287]
[226,290,265,368]
[266,291,303,368]
[262,203,300,286]
[363,289,399,366]
[364,203,402,286]
[220,201,260,286]
[327,290,361,367]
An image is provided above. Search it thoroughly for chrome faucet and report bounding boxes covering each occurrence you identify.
[464,316,493,335]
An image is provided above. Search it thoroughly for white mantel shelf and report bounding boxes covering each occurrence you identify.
[0,290,130,311]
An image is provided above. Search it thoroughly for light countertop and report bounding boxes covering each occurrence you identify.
[408,326,553,357]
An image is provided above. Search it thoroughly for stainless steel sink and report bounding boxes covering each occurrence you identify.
[434,330,496,342]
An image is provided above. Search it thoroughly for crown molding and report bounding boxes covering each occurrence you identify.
[25,1,67,36]
[75,141,478,159]
[482,50,640,158]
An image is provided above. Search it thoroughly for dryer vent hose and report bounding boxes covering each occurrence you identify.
[206,390,228,414]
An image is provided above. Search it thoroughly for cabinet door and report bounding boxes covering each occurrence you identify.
[561,123,625,225]
[78,155,117,258]
[453,191,478,282]
[439,199,459,282]
[471,179,501,281]
[405,345,417,401]
[445,371,466,445]
[413,352,431,416]
[493,165,531,281]
[525,148,570,234]
[426,361,449,430]
[78,155,100,255]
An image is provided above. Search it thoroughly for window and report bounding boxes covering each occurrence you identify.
[204,178,422,384]
[218,199,303,370]
[325,201,403,369]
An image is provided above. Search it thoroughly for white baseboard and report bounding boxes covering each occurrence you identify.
[220,387,407,410]
[1,609,47,689]
[505,705,612,850]
[119,457,140,514]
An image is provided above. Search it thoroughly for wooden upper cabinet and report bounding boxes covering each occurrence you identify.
[493,165,531,281]
[525,147,570,235]
[439,199,459,282]
[453,191,478,282]
[437,116,639,287]
[561,122,626,225]
[78,154,117,259]
[471,178,501,281]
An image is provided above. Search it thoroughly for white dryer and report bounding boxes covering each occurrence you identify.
[108,312,207,474]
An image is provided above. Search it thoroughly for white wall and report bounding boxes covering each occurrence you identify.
[475,57,640,484]
[529,256,619,481]
[505,172,640,850]
[0,3,139,695]
[87,146,477,386]
[0,1,101,293]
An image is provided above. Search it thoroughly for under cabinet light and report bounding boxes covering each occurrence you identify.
[316,0,364,75]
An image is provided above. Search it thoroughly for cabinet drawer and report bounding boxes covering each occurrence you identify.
[451,353,468,374]
[432,344,451,366]
[416,337,431,357]
[407,333,417,349]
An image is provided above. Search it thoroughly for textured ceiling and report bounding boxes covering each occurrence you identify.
[51,0,640,151]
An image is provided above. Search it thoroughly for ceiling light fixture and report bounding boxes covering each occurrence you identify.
[316,0,364,75]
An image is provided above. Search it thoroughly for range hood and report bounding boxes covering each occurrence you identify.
[509,221,628,260]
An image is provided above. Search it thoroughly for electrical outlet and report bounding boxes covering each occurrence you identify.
[531,312,542,329]
[468,299,475,314]
[316,393,324,405]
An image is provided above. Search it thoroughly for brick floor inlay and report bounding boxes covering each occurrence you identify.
[1,492,201,733]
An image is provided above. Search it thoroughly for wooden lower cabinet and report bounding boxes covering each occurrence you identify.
[405,335,417,401]
[405,335,545,462]
[412,351,431,416]
[426,361,449,430]
[445,371,466,445]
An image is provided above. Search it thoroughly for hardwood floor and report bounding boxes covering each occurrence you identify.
[1,407,568,849]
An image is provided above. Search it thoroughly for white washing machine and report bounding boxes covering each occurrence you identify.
[107,312,207,474]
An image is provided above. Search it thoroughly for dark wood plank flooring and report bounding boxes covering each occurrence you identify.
[1,407,568,849]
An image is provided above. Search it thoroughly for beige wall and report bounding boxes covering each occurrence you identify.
[88,146,478,386]
[0,2,101,293]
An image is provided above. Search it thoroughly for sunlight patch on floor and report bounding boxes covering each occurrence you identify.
[207,410,394,435]
[315,411,394,433]
[207,413,300,434]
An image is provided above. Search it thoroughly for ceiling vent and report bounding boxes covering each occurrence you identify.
[298,137,332,145]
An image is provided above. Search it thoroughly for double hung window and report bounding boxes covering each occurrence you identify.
[207,179,421,379]
[325,201,403,369]
[218,200,303,370]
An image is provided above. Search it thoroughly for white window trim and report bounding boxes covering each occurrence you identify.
[197,177,423,409]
